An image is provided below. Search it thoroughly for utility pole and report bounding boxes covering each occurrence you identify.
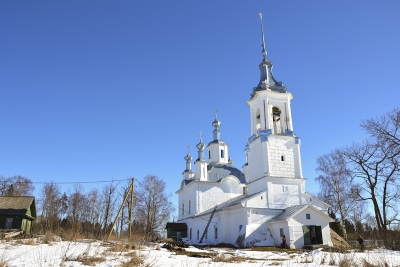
[106,178,135,242]
[129,177,134,239]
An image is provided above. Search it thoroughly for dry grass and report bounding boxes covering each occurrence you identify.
[120,252,143,267]
[106,241,131,253]
[14,238,37,246]
[247,246,302,253]
[329,254,337,265]
[0,259,8,267]
[338,254,359,267]
[58,228,79,241]
[76,255,106,266]
[359,257,391,267]
[212,253,247,263]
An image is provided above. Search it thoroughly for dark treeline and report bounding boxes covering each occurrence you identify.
[0,175,174,240]
[316,107,400,246]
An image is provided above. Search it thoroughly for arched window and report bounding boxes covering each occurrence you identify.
[272,107,281,134]
[255,109,261,131]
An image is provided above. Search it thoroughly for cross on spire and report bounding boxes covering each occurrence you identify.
[259,12,267,60]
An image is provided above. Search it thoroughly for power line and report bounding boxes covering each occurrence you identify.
[168,201,217,225]
[0,179,131,185]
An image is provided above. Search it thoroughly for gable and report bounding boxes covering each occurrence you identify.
[0,196,36,218]
[268,204,332,224]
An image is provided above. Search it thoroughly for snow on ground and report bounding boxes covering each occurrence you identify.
[1,238,400,267]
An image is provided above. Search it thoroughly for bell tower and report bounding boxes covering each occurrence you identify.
[246,13,303,192]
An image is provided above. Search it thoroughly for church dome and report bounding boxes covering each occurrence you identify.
[207,163,246,184]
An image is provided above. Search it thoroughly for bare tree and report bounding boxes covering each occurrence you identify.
[39,182,62,233]
[0,175,34,196]
[100,181,119,236]
[343,139,400,233]
[86,188,101,237]
[316,149,355,240]
[67,184,87,232]
[361,107,400,149]
[135,175,175,238]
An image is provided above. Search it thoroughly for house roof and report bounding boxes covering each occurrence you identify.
[268,205,307,223]
[0,196,35,217]
[268,204,333,223]
[190,191,264,218]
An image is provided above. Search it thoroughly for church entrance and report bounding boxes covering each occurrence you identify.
[302,225,322,245]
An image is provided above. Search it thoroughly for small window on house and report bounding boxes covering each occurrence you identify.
[182,204,184,215]
[190,228,192,239]
[197,230,199,240]
[215,228,218,239]
[221,149,224,158]
[261,196,263,200]
[281,155,285,161]
[189,201,191,214]
[306,214,311,219]
[209,151,211,159]
[280,228,284,237]
[310,198,312,201]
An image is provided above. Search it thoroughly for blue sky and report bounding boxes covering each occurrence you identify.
[1,1,399,212]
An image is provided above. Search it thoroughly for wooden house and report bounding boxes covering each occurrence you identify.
[0,196,36,234]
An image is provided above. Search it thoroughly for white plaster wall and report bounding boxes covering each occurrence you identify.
[272,183,301,209]
[290,207,333,247]
[183,207,248,246]
[269,222,290,246]
[178,184,197,220]
[268,136,301,178]
[208,142,229,164]
[246,192,268,208]
[247,137,265,183]
[244,224,275,247]
[247,176,268,196]
[302,194,330,212]
[194,161,207,181]
[197,178,243,213]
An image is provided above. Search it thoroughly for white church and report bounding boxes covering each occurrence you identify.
[173,15,333,248]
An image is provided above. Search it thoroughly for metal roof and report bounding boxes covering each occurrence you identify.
[207,163,246,184]
[268,204,309,223]
[190,191,265,218]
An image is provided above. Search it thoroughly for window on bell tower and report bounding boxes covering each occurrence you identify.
[221,149,224,158]
[272,107,282,134]
[256,109,261,131]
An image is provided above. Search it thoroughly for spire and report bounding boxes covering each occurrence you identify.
[184,145,193,171]
[251,13,287,98]
[259,12,267,60]
[196,131,205,161]
[212,110,221,140]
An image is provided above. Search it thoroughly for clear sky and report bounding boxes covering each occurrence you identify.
[1,1,399,213]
